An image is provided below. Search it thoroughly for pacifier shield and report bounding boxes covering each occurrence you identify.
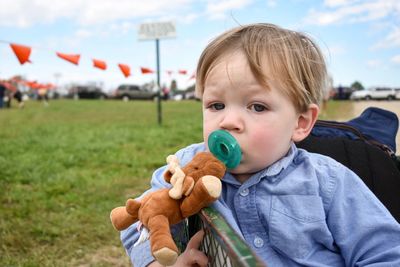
[208,130,241,169]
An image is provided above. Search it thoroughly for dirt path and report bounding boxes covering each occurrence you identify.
[346,101,400,153]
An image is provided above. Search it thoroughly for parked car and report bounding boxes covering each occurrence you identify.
[395,88,400,100]
[331,86,355,100]
[113,84,157,101]
[350,87,396,100]
[69,85,108,99]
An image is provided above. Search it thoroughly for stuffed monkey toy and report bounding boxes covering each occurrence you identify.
[110,152,226,266]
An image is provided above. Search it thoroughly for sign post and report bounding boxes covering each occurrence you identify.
[138,21,176,125]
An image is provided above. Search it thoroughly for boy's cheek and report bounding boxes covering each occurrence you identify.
[250,130,274,145]
[247,130,283,157]
[202,118,218,138]
[202,126,214,148]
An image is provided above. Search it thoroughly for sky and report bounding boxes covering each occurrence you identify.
[0,0,399,93]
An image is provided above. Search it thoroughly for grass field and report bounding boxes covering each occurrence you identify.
[0,99,352,266]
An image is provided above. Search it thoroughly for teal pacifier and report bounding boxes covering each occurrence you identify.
[208,130,242,169]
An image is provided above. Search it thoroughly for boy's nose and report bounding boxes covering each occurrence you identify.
[219,111,244,132]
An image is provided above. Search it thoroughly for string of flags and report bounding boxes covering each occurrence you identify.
[6,42,196,79]
[1,75,56,92]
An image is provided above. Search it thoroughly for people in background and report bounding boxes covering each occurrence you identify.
[0,81,6,109]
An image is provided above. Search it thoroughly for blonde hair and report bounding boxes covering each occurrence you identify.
[195,23,328,112]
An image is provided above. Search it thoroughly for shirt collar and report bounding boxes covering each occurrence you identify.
[258,142,297,179]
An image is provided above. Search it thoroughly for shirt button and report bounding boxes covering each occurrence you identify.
[254,236,264,248]
[240,188,249,196]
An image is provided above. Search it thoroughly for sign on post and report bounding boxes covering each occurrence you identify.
[138,21,176,125]
[138,21,176,40]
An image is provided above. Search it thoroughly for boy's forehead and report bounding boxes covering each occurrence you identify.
[207,51,278,83]
[205,53,251,83]
[210,56,249,74]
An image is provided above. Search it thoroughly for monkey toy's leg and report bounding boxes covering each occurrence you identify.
[110,202,139,231]
[110,198,142,231]
[148,214,179,266]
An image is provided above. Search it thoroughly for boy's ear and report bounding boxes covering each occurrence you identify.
[291,104,319,142]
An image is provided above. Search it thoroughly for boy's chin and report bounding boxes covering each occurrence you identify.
[227,162,244,173]
[228,165,255,178]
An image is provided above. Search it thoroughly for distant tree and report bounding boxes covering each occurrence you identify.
[351,81,364,91]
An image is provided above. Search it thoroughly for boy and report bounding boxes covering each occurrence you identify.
[121,23,400,266]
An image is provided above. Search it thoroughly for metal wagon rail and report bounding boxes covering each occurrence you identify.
[177,207,266,267]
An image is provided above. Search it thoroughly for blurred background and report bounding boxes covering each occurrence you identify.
[0,0,399,97]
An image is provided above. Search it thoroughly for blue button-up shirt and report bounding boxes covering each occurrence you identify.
[121,143,400,267]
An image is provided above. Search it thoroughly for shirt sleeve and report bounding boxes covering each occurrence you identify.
[325,166,400,266]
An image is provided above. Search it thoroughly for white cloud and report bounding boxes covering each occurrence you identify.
[366,59,382,68]
[266,0,277,8]
[0,0,82,27]
[0,0,256,29]
[206,0,253,20]
[0,0,195,27]
[75,29,93,39]
[391,54,400,64]
[304,0,399,26]
[104,22,136,36]
[373,26,400,49]
[303,0,400,51]
[323,0,358,8]
[179,13,201,24]
[327,44,347,56]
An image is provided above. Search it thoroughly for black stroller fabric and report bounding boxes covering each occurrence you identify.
[311,107,398,154]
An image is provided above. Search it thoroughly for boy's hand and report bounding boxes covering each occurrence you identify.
[177,230,208,267]
[148,230,208,267]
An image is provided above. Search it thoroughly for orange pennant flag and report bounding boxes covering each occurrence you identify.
[178,70,188,75]
[118,64,131,78]
[56,52,80,65]
[93,59,107,70]
[140,67,154,74]
[25,81,40,89]
[10,43,32,65]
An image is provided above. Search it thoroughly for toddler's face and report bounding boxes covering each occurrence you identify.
[202,51,301,182]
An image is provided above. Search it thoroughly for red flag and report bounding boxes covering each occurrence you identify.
[10,43,32,65]
[93,59,107,70]
[166,70,173,76]
[23,80,34,87]
[140,67,154,74]
[25,81,40,89]
[118,64,131,78]
[2,81,17,91]
[178,70,187,75]
[56,52,80,65]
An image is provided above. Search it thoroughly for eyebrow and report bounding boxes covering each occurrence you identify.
[203,86,224,98]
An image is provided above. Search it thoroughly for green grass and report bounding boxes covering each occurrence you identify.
[0,99,351,266]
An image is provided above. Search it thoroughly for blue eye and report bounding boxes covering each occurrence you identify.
[250,104,267,112]
[210,103,225,110]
